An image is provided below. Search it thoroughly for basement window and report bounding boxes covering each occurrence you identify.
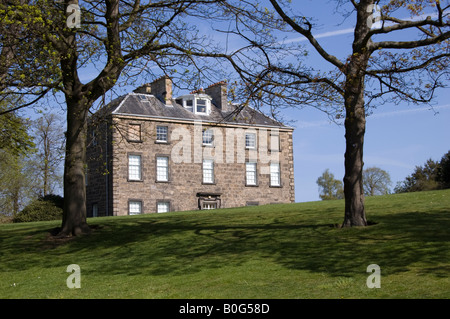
[203,202,217,210]
[129,200,142,215]
[157,201,170,213]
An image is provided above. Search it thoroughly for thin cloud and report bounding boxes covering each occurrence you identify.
[283,11,443,45]
[283,28,354,44]
[369,104,450,120]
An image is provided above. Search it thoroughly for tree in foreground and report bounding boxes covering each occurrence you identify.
[222,0,449,226]
[363,167,391,196]
[0,0,243,236]
[316,169,344,200]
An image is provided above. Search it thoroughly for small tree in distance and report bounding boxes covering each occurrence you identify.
[316,169,344,201]
[363,167,391,196]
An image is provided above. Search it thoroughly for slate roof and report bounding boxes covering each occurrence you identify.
[101,92,291,129]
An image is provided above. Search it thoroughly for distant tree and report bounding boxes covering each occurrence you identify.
[0,102,37,217]
[437,150,450,189]
[32,113,65,196]
[363,167,391,196]
[316,169,344,201]
[395,159,440,193]
[0,151,40,216]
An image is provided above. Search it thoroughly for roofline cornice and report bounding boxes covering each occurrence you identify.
[110,113,294,131]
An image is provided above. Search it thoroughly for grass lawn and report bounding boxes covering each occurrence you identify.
[0,189,449,299]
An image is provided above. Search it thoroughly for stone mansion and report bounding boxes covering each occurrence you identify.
[86,76,294,217]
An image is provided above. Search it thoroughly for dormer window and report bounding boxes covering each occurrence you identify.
[177,94,212,115]
[185,99,193,112]
[196,99,207,113]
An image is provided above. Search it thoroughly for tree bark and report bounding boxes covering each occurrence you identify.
[341,68,369,226]
[342,88,368,227]
[59,97,91,236]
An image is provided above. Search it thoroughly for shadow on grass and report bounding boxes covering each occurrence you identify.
[2,209,449,279]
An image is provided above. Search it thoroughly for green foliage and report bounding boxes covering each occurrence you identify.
[437,150,450,189]
[13,194,63,223]
[395,151,450,193]
[0,103,35,156]
[0,150,41,216]
[316,169,344,200]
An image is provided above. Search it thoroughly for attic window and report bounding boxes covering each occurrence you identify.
[185,99,193,112]
[139,95,150,102]
[177,94,211,115]
[196,99,207,113]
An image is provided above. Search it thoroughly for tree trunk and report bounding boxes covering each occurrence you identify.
[342,56,369,227]
[342,99,367,227]
[340,0,376,227]
[43,134,49,196]
[58,97,91,236]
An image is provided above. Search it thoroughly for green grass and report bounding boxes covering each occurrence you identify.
[1,189,449,299]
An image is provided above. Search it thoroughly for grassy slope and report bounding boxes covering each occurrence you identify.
[0,189,449,299]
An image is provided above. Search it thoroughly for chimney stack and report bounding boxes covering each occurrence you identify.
[133,83,152,94]
[205,81,230,112]
[151,75,173,105]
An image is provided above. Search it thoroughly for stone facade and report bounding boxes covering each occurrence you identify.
[86,78,295,217]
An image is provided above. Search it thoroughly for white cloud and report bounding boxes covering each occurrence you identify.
[283,28,354,44]
[283,10,444,45]
[369,104,450,120]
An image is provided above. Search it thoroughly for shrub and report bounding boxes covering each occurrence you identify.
[14,195,64,223]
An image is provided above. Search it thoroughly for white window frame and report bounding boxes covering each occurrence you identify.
[245,132,257,149]
[178,94,211,115]
[128,154,142,181]
[202,129,214,146]
[157,201,170,213]
[202,159,214,184]
[203,202,217,210]
[156,126,168,143]
[184,99,194,112]
[156,156,169,182]
[270,162,281,187]
[196,98,208,114]
[246,162,257,186]
[129,200,142,215]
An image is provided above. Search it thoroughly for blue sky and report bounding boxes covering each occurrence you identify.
[291,100,450,202]
[275,1,450,201]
